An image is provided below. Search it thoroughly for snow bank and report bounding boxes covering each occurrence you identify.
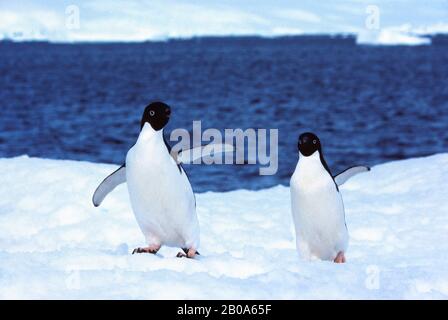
[1,154,448,299]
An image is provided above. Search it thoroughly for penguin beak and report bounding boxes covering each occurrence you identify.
[165,108,171,118]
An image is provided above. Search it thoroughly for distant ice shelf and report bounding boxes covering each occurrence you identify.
[357,28,432,46]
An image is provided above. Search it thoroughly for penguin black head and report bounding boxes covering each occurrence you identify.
[140,101,171,131]
[298,132,322,157]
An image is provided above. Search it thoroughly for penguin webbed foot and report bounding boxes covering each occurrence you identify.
[176,248,199,259]
[132,247,159,255]
[333,251,346,263]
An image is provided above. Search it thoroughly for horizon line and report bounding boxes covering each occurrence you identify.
[2,32,446,45]
[0,33,356,44]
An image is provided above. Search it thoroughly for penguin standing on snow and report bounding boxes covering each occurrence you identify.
[290,132,369,263]
[92,102,199,258]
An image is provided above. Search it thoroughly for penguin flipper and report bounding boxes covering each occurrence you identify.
[175,143,234,164]
[334,165,370,186]
[92,164,126,207]
[163,130,234,165]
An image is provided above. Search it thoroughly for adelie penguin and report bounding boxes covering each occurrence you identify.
[290,132,370,263]
[92,102,199,258]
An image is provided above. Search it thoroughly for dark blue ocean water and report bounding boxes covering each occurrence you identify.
[1,37,448,192]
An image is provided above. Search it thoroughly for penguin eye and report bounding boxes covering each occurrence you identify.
[313,139,317,144]
[149,110,155,116]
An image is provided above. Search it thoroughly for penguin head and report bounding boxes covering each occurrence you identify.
[140,101,171,131]
[298,132,321,157]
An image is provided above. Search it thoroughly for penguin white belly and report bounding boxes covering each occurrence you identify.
[125,129,199,249]
[290,155,348,261]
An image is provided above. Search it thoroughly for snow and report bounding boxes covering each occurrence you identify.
[357,25,431,46]
[1,154,448,299]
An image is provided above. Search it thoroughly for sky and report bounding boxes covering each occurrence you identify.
[0,0,447,43]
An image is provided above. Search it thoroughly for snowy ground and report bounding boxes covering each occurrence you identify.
[1,154,448,299]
